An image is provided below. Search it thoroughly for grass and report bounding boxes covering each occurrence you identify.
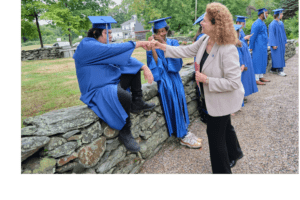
[21,46,194,127]
[21,44,53,51]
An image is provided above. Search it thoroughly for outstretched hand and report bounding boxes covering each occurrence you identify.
[141,65,154,84]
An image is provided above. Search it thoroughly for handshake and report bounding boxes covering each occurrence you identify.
[135,40,165,51]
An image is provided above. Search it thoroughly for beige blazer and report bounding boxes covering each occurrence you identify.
[165,34,244,117]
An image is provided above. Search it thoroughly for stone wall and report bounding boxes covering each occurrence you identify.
[21,40,296,174]
[21,46,77,61]
[21,66,200,174]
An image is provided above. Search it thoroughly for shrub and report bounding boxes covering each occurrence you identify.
[284,11,299,39]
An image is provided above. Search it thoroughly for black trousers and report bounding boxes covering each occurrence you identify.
[117,71,142,129]
[206,114,243,174]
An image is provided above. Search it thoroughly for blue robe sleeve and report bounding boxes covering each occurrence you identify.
[249,22,260,50]
[282,23,287,44]
[73,38,136,66]
[119,57,144,74]
[268,21,278,47]
[166,39,183,73]
[239,29,247,44]
[237,46,245,66]
[146,50,163,82]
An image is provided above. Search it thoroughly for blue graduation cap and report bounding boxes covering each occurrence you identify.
[256,8,268,15]
[235,15,248,23]
[148,17,172,30]
[88,16,117,44]
[193,13,206,25]
[273,8,284,15]
[234,24,243,31]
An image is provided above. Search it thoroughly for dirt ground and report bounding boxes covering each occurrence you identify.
[139,47,299,174]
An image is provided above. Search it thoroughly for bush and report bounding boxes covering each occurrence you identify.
[146,32,153,41]
[284,11,299,39]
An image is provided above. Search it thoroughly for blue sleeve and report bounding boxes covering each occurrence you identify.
[147,51,163,82]
[268,22,278,47]
[237,46,245,66]
[167,39,183,72]
[119,57,144,74]
[73,39,136,66]
[282,23,287,44]
[249,22,260,49]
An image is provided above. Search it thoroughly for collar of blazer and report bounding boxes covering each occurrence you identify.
[199,36,220,72]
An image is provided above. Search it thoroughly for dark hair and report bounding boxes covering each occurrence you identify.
[153,25,170,34]
[193,26,203,42]
[273,13,279,19]
[87,28,104,39]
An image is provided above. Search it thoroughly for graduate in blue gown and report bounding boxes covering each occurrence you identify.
[235,25,258,107]
[269,8,288,76]
[250,8,270,85]
[235,16,253,45]
[147,17,202,148]
[193,13,205,63]
[73,16,155,152]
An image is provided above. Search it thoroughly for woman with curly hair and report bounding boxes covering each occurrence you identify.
[151,2,244,173]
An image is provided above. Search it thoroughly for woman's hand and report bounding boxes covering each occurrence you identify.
[141,65,154,84]
[150,40,167,51]
[195,71,207,83]
[241,65,245,72]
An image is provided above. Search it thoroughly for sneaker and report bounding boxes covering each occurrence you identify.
[180,133,202,149]
[186,132,203,143]
[278,71,287,77]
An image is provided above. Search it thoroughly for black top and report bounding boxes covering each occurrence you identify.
[199,50,209,99]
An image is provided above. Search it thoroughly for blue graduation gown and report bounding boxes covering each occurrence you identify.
[268,20,287,69]
[239,29,247,45]
[237,40,259,97]
[146,38,189,138]
[73,37,143,130]
[249,18,268,74]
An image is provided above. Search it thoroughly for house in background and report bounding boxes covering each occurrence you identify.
[111,15,149,40]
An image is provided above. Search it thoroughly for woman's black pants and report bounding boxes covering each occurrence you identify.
[206,114,243,174]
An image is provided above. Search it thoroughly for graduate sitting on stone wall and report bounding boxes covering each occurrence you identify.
[73,16,155,152]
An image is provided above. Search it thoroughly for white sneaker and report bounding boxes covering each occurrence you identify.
[180,132,202,149]
[186,132,203,143]
[278,71,287,76]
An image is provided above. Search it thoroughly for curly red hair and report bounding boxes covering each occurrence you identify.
[206,2,238,45]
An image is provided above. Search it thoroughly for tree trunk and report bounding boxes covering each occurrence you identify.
[68,28,72,46]
[35,12,43,48]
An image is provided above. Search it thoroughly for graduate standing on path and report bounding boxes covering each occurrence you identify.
[269,8,288,77]
[250,8,270,85]
[147,17,203,148]
[235,25,258,105]
[235,16,252,45]
[73,16,155,152]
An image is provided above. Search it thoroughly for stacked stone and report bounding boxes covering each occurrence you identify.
[21,47,64,61]
[21,66,200,174]
[168,36,194,43]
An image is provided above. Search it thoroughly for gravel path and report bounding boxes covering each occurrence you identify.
[139,47,298,174]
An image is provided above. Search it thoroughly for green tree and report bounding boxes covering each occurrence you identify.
[21,0,48,47]
[42,0,114,46]
[108,0,134,28]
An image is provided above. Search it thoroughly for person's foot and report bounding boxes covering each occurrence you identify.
[256,80,266,85]
[131,97,155,113]
[278,71,287,77]
[259,78,270,82]
[230,153,244,168]
[186,132,203,143]
[119,130,140,152]
[270,69,277,74]
[244,98,247,103]
[180,133,202,149]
